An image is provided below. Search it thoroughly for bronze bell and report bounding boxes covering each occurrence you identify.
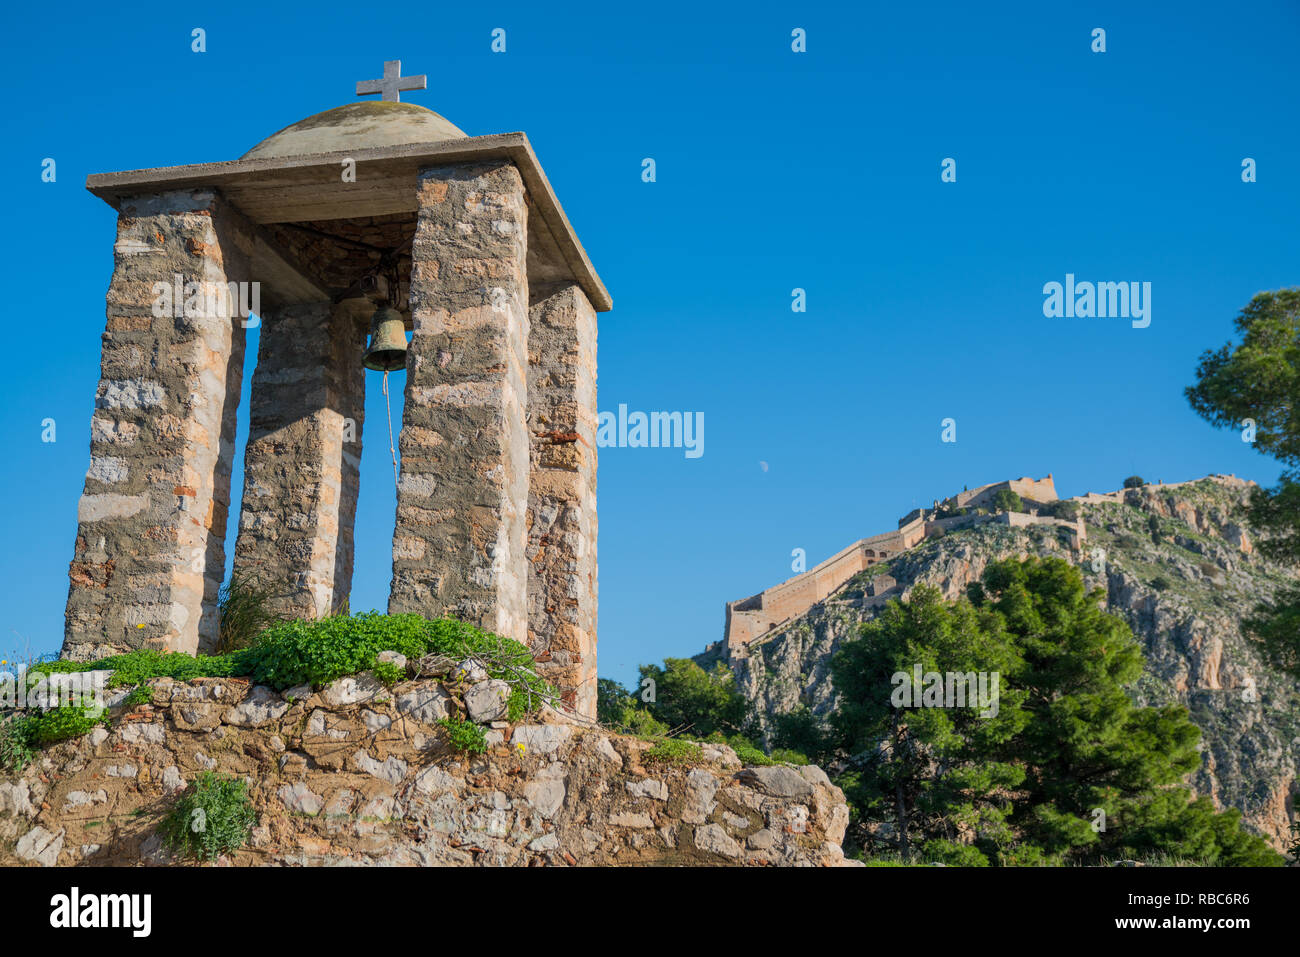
[363,306,408,372]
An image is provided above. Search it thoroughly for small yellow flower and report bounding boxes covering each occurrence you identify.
[516,742,526,753]
[137,623,146,629]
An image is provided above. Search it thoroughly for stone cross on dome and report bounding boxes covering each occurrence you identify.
[355,60,427,102]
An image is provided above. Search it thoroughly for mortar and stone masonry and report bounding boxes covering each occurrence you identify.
[62,98,609,720]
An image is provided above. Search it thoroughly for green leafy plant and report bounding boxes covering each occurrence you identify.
[643,738,702,766]
[32,649,241,687]
[159,772,256,861]
[122,685,154,707]
[770,748,810,765]
[16,614,556,768]
[0,716,36,773]
[31,614,553,710]
[237,614,550,704]
[731,743,772,766]
[372,661,404,686]
[23,704,109,747]
[439,715,488,754]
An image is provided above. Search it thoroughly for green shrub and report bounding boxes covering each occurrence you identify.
[1124,475,1145,489]
[506,687,531,722]
[992,489,1024,513]
[723,732,773,766]
[596,677,635,725]
[771,706,830,763]
[238,614,548,703]
[596,679,672,737]
[31,649,245,691]
[1044,500,1080,521]
[122,685,154,708]
[862,852,911,867]
[921,839,991,867]
[643,738,703,766]
[33,614,551,710]
[633,658,748,739]
[233,613,418,689]
[732,744,772,766]
[17,614,554,767]
[23,704,109,747]
[372,661,404,686]
[439,715,488,754]
[0,716,36,773]
[159,772,256,861]
[770,748,810,765]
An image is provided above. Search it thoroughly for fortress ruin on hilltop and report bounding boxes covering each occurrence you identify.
[719,475,1085,658]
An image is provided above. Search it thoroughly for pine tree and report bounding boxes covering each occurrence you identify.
[829,584,1027,861]
[978,557,1279,865]
[637,658,748,739]
[1187,287,1300,678]
[824,557,1283,865]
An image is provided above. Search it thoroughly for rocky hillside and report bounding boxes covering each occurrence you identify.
[698,476,1300,850]
[0,661,851,867]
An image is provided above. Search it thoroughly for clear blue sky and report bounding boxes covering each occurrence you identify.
[2,1,1297,687]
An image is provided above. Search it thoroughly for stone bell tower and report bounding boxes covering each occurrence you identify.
[62,62,610,718]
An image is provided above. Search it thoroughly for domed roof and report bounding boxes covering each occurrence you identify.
[242,101,467,160]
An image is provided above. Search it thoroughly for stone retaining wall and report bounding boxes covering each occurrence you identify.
[0,669,851,867]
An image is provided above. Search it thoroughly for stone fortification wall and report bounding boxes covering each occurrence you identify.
[722,477,1067,654]
[724,518,926,655]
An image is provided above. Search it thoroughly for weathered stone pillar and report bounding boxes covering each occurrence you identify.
[526,283,598,718]
[389,162,530,643]
[232,299,366,621]
[62,190,251,660]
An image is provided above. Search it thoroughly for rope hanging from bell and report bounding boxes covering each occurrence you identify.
[382,368,399,492]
